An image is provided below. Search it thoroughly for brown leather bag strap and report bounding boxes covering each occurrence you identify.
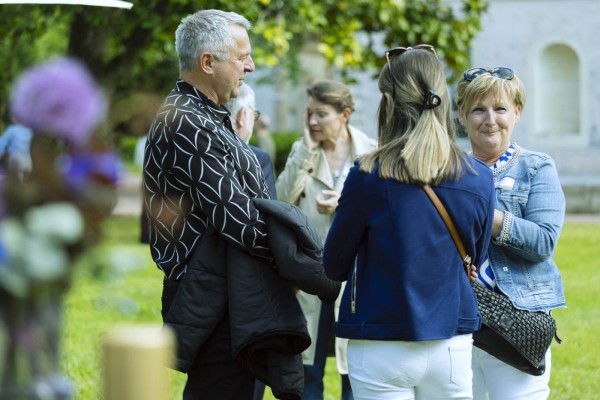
[422,184,472,277]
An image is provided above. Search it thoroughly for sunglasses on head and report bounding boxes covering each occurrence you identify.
[463,67,514,82]
[385,44,437,63]
[385,44,437,102]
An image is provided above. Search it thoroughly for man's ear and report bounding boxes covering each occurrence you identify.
[199,53,215,74]
[235,107,246,131]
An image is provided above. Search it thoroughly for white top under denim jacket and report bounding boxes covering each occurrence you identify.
[487,143,566,312]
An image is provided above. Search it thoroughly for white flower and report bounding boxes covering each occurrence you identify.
[25,203,84,244]
[0,203,85,292]
[0,218,29,296]
[0,218,27,257]
[22,236,70,281]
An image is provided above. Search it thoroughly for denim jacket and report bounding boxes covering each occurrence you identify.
[489,144,566,311]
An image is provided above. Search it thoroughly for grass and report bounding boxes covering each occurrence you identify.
[547,222,600,399]
[60,215,600,399]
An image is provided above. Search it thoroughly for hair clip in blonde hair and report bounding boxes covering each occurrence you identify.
[422,90,441,111]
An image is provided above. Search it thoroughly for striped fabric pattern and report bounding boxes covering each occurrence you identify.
[143,80,272,280]
[491,142,516,170]
[476,255,496,290]
[475,142,517,290]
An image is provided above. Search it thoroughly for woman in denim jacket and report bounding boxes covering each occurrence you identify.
[456,67,566,400]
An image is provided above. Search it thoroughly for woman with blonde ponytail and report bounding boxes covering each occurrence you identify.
[322,46,496,400]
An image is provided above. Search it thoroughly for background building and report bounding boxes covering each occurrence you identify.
[248,0,600,213]
[469,0,600,213]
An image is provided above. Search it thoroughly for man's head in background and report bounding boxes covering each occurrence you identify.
[225,82,258,143]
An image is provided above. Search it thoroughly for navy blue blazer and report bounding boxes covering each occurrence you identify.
[323,157,495,341]
[251,145,277,200]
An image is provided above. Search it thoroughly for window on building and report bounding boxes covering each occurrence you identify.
[535,44,580,136]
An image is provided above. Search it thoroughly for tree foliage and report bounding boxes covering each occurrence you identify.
[0,0,488,131]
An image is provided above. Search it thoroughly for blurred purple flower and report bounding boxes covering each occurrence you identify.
[9,58,107,146]
[60,151,123,190]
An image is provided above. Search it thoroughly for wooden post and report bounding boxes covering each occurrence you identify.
[103,324,175,400]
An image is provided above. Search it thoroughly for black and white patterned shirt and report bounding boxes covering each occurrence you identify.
[143,80,272,280]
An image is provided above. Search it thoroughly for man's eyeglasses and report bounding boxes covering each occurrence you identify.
[385,44,437,63]
[463,67,514,82]
[253,109,261,122]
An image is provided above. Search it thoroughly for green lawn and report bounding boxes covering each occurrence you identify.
[61,216,600,399]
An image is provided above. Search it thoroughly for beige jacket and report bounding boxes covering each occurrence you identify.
[275,125,376,373]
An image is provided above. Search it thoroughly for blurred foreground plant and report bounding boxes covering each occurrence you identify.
[0,57,121,400]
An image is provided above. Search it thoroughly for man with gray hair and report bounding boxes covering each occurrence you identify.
[225,82,258,142]
[143,9,270,399]
[225,82,277,400]
[225,82,277,200]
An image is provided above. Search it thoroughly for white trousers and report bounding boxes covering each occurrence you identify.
[472,346,551,400]
[347,334,473,400]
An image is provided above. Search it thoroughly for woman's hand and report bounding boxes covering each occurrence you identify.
[469,264,478,282]
[315,190,339,214]
[492,209,504,238]
[302,119,318,150]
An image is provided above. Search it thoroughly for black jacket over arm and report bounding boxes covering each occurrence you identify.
[163,199,340,399]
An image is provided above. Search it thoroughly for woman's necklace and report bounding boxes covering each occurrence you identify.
[328,137,352,185]
[332,163,346,185]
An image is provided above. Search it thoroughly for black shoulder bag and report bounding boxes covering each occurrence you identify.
[422,184,560,376]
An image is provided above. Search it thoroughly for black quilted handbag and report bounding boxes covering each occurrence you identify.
[422,185,560,376]
[470,280,558,375]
